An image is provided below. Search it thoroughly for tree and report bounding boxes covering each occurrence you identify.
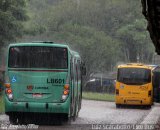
[23,0,155,75]
[43,23,120,80]
[116,19,154,63]
[0,0,28,46]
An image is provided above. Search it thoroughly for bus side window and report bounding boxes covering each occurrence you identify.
[70,59,74,80]
[77,60,81,81]
[74,59,77,82]
[81,62,86,76]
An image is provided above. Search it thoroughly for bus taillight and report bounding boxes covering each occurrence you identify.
[148,90,152,97]
[6,88,12,94]
[63,90,69,95]
[116,89,119,95]
[5,83,13,100]
[64,84,69,90]
[61,84,70,101]
[8,93,13,100]
[4,83,11,88]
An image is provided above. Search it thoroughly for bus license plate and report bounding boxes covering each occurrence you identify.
[33,93,42,98]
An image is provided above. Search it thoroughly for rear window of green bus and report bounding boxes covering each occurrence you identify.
[8,46,68,69]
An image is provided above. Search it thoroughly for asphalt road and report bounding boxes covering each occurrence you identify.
[0,100,159,130]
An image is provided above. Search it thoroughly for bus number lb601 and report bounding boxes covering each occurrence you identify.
[47,78,65,84]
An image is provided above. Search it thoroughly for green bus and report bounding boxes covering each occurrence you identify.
[4,42,86,124]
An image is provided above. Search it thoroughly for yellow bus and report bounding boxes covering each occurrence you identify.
[115,63,156,108]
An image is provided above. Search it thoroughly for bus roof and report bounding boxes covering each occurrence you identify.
[118,63,155,69]
[9,42,69,48]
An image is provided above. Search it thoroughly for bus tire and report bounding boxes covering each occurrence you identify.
[63,114,71,124]
[72,110,76,121]
[9,114,18,125]
[116,104,121,108]
[144,105,151,109]
[72,102,78,121]
[78,95,82,110]
[18,116,25,125]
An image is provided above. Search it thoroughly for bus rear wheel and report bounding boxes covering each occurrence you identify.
[116,104,121,108]
[72,101,79,121]
[9,114,18,125]
[62,114,71,124]
[143,105,151,109]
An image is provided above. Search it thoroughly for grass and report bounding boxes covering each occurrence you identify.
[0,95,4,113]
[82,92,115,102]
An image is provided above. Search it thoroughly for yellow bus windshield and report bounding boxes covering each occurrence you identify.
[117,68,151,85]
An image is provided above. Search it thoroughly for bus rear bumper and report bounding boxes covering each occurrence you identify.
[116,97,152,105]
[4,96,70,114]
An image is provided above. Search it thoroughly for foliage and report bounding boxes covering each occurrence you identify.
[22,0,155,78]
[82,92,115,102]
[0,96,4,113]
[0,0,28,46]
[116,19,154,62]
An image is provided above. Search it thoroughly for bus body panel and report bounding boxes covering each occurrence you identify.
[4,42,83,119]
[152,67,160,103]
[7,70,68,103]
[116,81,152,105]
[4,94,70,113]
[115,63,153,106]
